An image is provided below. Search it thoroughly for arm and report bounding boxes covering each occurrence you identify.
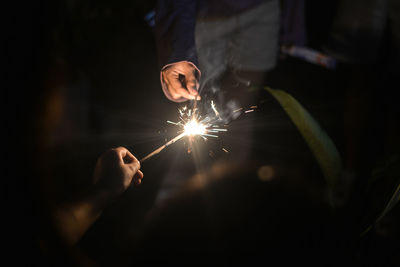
[52,147,144,245]
[154,0,201,102]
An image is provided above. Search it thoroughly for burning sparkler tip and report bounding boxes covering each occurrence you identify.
[141,100,228,162]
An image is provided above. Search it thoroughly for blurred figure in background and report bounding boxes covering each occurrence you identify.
[154,0,281,111]
[150,0,306,199]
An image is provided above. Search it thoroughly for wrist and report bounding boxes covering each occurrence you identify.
[88,185,120,211]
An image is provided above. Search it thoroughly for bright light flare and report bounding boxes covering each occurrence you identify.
[184,119,207,136]
[140,100,228,162]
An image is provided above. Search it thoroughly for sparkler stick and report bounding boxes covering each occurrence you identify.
[191,95,199,122]
[140,132,186,162]
[192,95,198,113]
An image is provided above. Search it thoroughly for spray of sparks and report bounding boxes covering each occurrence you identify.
[140,101,227,162]
[167,104,227,140]
[139,98,259,162]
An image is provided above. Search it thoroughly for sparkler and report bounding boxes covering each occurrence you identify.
[140,99,227,163]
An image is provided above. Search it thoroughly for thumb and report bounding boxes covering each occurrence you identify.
[185,70,200,96]
[118,147,141,173]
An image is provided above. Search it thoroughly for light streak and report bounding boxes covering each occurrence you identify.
[211,100,221,119]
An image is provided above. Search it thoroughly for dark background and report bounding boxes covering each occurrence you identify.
[4,0,399,266]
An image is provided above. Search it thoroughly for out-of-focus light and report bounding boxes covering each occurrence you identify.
[257,165,275,182]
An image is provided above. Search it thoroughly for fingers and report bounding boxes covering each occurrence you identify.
[122,149,135,164]
[113,147,129,161]
[169,78,196,100]
[165,76,200,100]
[185,80,201,100]
[113,147,144,186]
[114,147,139,166]
[187,82,199,96]
[184,70,200,97]
[123,150,140,168]
[133,170,144,186]
[162,62,201,101]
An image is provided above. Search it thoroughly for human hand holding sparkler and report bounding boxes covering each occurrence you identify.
[53,147,143,245]
[94,147,144,195]
[161,61,201,102]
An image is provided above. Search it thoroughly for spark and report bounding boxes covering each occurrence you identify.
[140,101,227,162]
[245,109,254,113]
[211,100,220,118]
[167,120,182,126]
[177,103,227,139]
[222,148,229,153]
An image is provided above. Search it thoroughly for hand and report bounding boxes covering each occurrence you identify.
[93,147,144,197]
[52,147,143,245]
[161,61,201,101]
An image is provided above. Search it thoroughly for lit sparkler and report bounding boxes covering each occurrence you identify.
[140,100,227,162]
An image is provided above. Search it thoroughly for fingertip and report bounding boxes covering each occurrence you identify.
[187,86,198,96]
[134,170,144,184]
[135,158,141,168]
[176,88,194,100]
[131,160,140,174]
[133,177,142,186]
[138,170,144,178]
